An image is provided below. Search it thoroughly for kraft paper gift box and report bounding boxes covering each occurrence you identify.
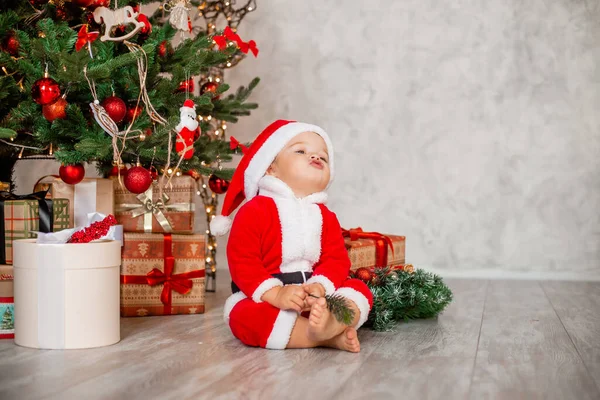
[12,239,121,350]
[120,232,206,317]
[342,228,406,271]
[0,265,14,339]
[34,176,114,228]
[113,176,195,234]
[1,194,70,265]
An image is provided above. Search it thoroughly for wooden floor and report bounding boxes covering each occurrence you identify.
[1,274,599,400]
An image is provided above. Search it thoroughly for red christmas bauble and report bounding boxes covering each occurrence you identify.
[200,82,220,99]
[59,164,85,185]
[108,164,128,177]
[42,97,68,122]
[126,104,143,122]
[72,0,94,6]
[158,41,168,58]
[31,77,61,105]
[208,174,229,194]
[177,78,194,93]
[101,96,127,123]
[2,33,19,57]
[124,166,153,194]
[355,267,374,283]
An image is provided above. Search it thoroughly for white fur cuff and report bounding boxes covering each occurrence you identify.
[265,310,298,350]
[223,292,247,323]
[252,278,284,303]
[335,287,371,329]
[306,274,335,296]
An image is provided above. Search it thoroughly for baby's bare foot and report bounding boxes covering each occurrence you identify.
[307,297,346,341]
[323,327,361,353]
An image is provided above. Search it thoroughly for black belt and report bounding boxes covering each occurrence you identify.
[231,271,313,294]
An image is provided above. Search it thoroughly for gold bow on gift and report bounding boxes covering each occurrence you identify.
[117,187,194,232]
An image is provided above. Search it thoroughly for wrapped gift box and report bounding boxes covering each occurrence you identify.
[13,239,121,349]
[343,228,406,271]
[113,176,195,234]
[121,232,206,317]
[1,197,70,265]
[34,177,114,228]
[0,265,14,339]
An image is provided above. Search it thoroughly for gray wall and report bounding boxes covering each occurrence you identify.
[14,1,600,279]
[224,1,600,279]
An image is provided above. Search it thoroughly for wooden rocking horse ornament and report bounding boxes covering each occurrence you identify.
[93,5,145,42]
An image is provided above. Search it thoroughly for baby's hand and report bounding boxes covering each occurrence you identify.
[302,283,326,310]
[272,285,307,313]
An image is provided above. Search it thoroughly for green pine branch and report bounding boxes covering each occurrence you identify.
[365,267,453,331]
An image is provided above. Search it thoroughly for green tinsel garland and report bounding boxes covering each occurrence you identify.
[364,267,453,331]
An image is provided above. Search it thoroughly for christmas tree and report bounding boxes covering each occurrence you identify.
[1,306,14,331]
[0,0,258,189]
[0,0,260,279]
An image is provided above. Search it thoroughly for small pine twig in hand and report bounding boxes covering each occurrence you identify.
[309,293,355,325]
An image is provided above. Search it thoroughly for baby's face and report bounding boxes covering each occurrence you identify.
[267,131,330,197]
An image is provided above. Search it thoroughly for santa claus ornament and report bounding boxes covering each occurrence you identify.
[175,99,199,159]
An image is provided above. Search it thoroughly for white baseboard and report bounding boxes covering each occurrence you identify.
[425,268,600,282]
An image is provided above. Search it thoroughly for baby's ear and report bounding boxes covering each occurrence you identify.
[266,163,276,176]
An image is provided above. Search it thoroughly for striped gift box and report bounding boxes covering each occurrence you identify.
[1,199,70,264]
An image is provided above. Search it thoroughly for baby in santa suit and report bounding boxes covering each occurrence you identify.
[210,120,373,352]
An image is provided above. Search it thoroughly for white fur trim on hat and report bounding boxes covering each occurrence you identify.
[210,215,232,236]
[243,122,335,201]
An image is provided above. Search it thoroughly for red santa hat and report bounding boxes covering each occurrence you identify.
[210,119,335,236]
[180,99,195,111]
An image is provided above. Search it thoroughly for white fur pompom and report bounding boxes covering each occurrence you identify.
[210,215,232,236]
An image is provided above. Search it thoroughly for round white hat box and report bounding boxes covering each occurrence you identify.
[13,239,121,349]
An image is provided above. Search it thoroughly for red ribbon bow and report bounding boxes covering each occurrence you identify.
[120,234,205,314]
[213,27,259,57]
[75,25,99,52]
[342,227,395,267]
[229,136,248,154]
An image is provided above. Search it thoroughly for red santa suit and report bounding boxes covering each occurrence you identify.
[210,120,373,349]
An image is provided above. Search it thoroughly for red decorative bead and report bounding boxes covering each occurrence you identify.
[126,104,143,122]
[108,164,128,177]
[72,0,94,7]
[59,164,86,185]
[200,82,220,99]
[186,169,201,180]
[89,0,110,8]
[354,267,374,283]
[1,33,19,57]
[31,77,61,105]
[176,78,194,93]
[208,174,229,194]
[101,96,127,123]
[42,97,68,122]
[124,166,153,194]
[68,214,117,243]
[158,40,168,58]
